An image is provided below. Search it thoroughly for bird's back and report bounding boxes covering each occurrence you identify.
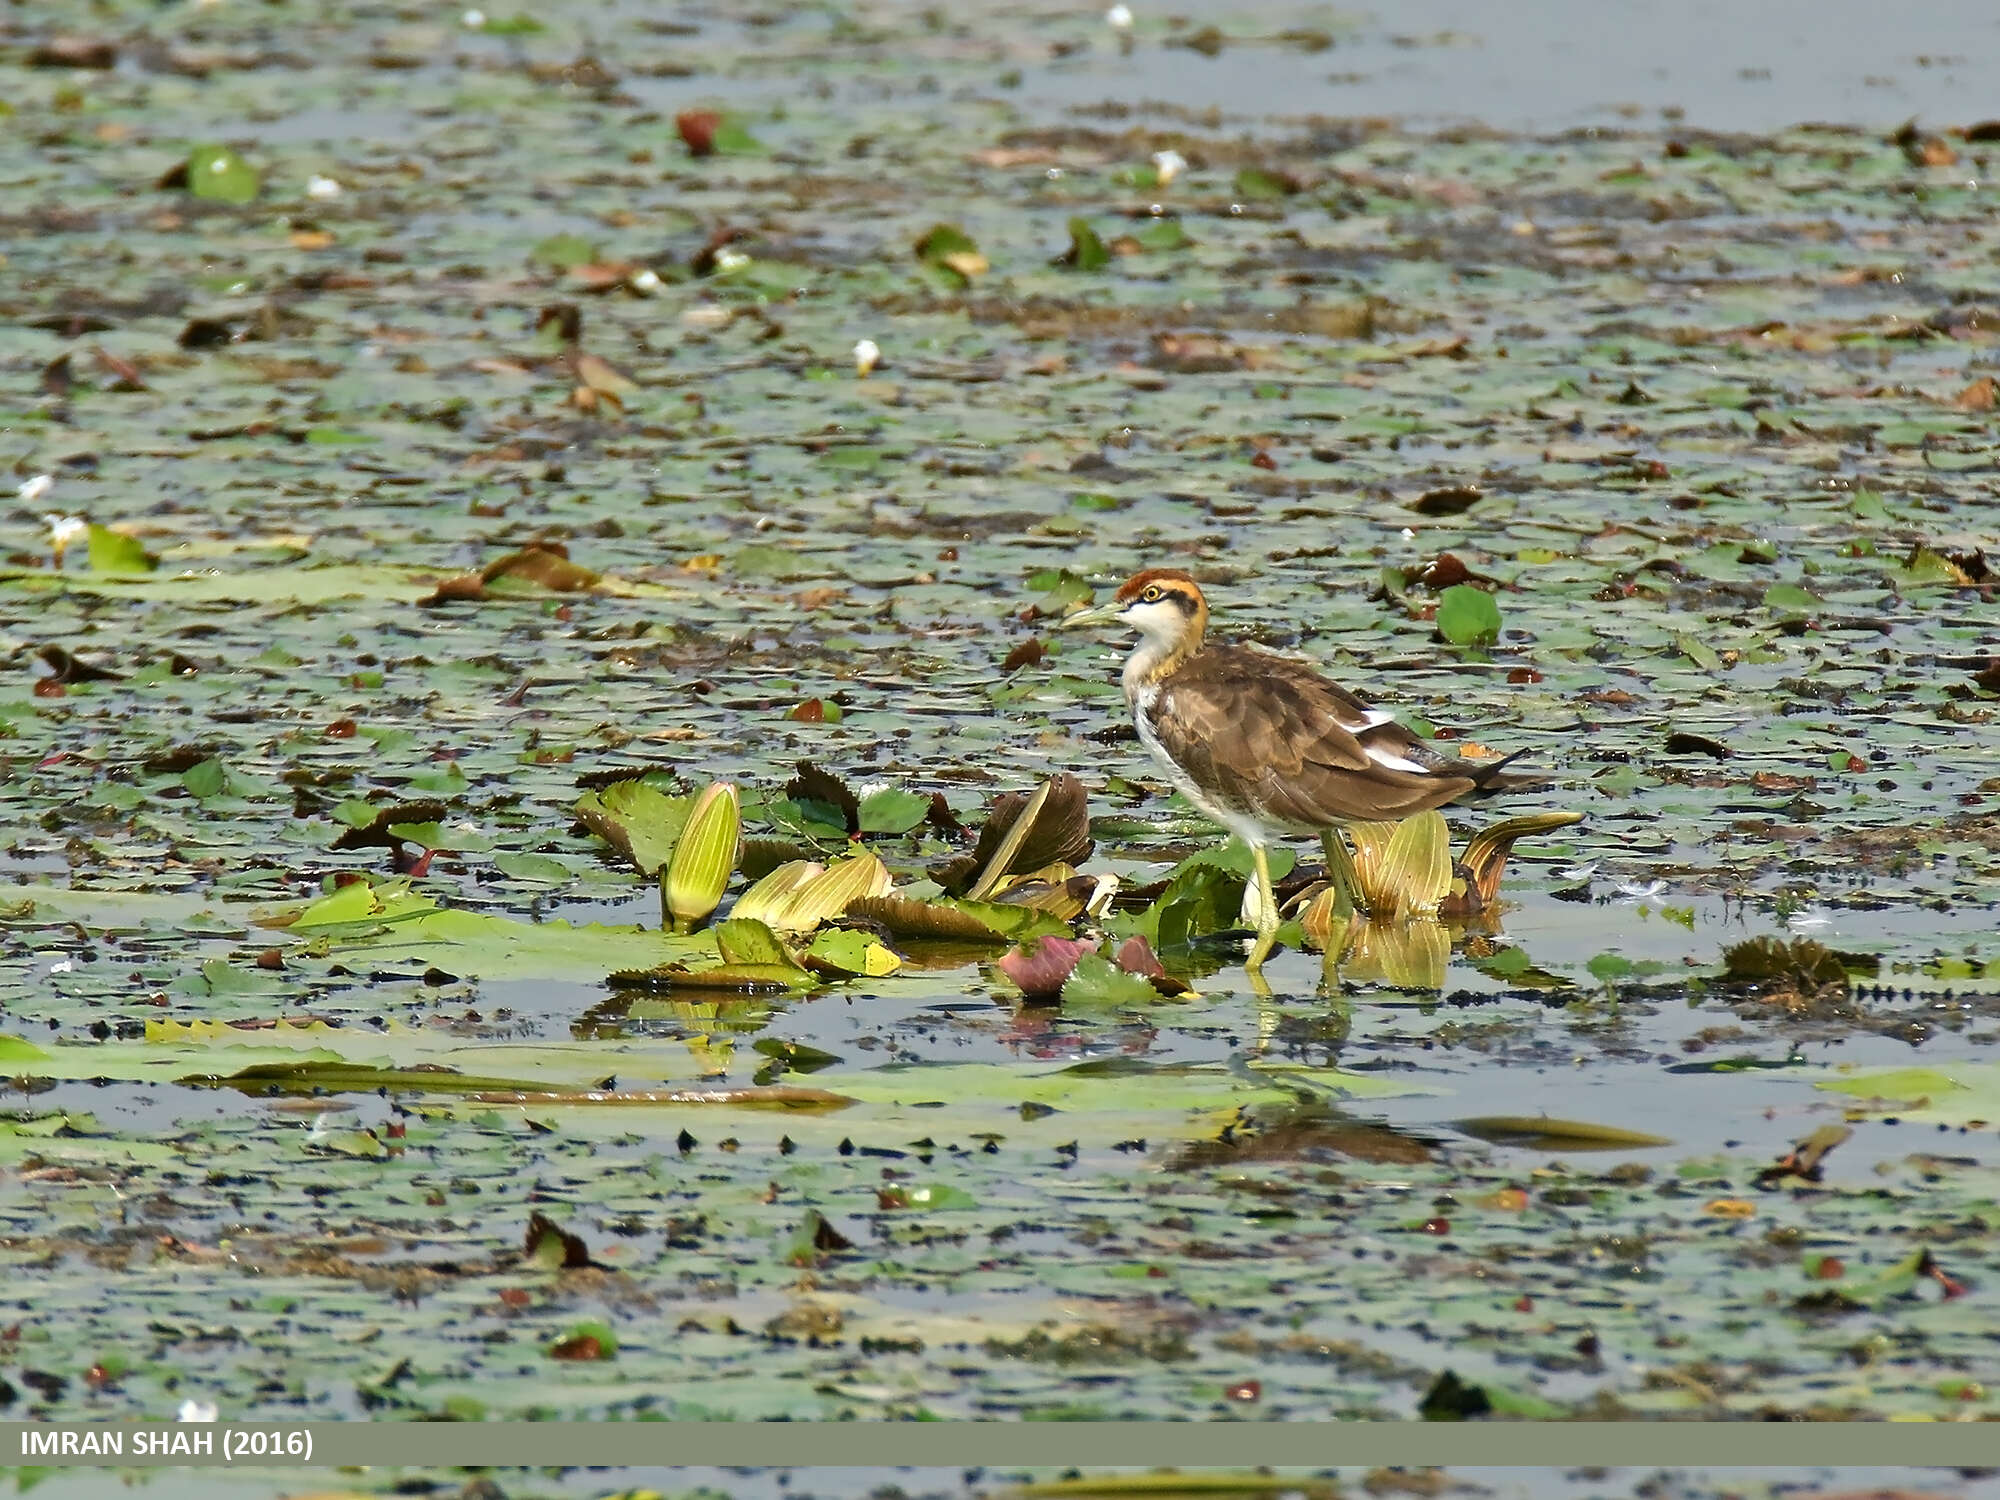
[1140,643,1513,830]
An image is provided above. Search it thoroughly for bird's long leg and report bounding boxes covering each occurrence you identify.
[1321,829,1364,915]
[1245,841,1281,975]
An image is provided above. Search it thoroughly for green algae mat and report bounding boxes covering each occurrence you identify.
[1,0,1998,1428]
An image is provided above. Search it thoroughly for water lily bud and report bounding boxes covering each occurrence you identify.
[1151,149,1186,186]
[662,781,740,931]
[19,475,54,503]
[772,852,893,932]
[730,860,824,928]
[853,338,881,377]
[306,174,343,200]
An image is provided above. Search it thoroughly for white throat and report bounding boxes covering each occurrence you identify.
[1117,608,1189,707]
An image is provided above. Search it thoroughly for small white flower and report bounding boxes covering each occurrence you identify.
[630,267,663,294]
[177,1398,218,1423]
[18,474,54,503]
[1151,149,1186,185]
[853,338,881,376]
[1106,3,1134,29]
[712,247,750,274]
[1557,862,1598,882]
[1615,879,1666,900]
[49,959,73,975]
[462,8,486,28]
[306,174,343,200]
[46,513,86,548]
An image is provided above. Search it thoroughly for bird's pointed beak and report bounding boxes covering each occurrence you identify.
[1058,599,1123,631]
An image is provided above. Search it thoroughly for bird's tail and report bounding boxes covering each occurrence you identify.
[1460,747,1548,795]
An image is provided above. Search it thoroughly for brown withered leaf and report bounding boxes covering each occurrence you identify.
[930,774,1093,895]
[177,317,236,349]
[1147,332,1243,373]
[1171,1102,1436,1170]
[1409,483,1483,516]
[1001,637,1045,673]
[418,543,601,607]
[1952,375,1997,410]
[571,352,637,396]
[32,37,117,69]
[524,1211,602,1270]
[1665,731,1732,759]
[690,226,752,277]
[536,302,582,345]
[1755,1125,1851,1187]
[785,761,859,835]
[92,346,146,391]
[677,110,721,157]
[37,645,122,684]
[329,799,449,851]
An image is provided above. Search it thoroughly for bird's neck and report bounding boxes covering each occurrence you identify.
[1122,627,1202,706]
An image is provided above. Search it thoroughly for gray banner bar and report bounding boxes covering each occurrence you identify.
[4,1423,1999,1468]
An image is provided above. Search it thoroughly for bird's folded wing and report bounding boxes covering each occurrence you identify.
[1153,651,1475,826]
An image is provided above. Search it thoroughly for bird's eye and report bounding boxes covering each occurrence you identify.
[1141,586,1162,602]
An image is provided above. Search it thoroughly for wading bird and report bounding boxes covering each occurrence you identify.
[1063,568,1535,975]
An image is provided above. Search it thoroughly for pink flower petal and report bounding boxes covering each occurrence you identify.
[1113,935,1166,979]
[997,935,1092,999]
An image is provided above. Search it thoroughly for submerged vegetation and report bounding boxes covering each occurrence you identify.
[0,0,1996,1432]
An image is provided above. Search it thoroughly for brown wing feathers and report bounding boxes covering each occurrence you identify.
[1149,647,1488,826]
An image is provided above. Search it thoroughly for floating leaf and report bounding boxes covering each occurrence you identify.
[528,232,598,271]
[574,780,692,878]
[857,786,930,836]
[802,927,902,977]
[914,223,987,284]
[845,893,1065,946]
[1435,584,1501,646]
[183,144,260,205]
[86,524,156,575]
[878,1181,977,1213]
[1060,218,1111,271]
[605,961,816,994]
[547,1320,616,1361]
[1233,166,1300,200]
[1060,952,1166,1007]
[713,916,789,966]
[1453,1116,1673,1150]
